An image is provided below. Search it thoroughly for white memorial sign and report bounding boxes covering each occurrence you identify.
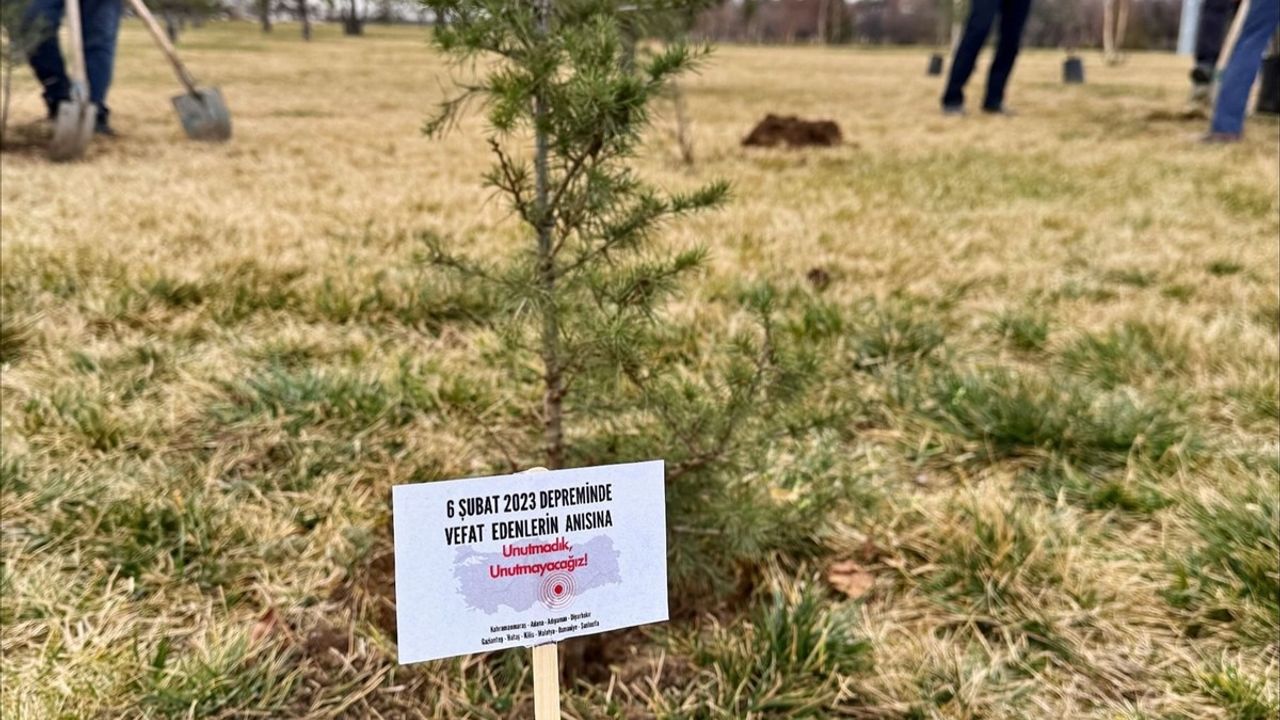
[392,460,668,664]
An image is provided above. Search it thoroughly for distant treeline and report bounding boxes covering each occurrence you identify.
[190,0,1186,51]
[693,0,1185,50]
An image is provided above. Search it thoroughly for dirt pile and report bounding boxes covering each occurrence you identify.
[742,114,842,148]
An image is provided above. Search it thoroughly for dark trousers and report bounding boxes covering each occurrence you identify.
[1193,0,1241,82]
[24,0,122,122]
[941,0,1033,111]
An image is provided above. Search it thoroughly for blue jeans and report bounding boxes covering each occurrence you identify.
[1211,0,1280,135]
[942,0,1034,110]
[24,0,122,123]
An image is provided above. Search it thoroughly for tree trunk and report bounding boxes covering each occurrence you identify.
[533,0,564,471]
[299,0,311,41]
[343,0,362,35]
[259,0,272,32]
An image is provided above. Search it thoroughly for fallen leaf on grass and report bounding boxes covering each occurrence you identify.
[826,560,875,599]
[251,607,283,646]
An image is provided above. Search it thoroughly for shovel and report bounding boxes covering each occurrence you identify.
[127,0,230,141]
[47,0,96,162]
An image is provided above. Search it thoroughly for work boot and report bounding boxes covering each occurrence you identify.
[1200,131,1242,144]
[94,110,116,137]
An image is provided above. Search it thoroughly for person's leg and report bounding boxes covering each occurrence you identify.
[942,0,1000,110]
[983,0,1033,111]
[1194,0,1241,80]
[22,0,68,118]
[80,0,122,127]
[1210,0,1280,135]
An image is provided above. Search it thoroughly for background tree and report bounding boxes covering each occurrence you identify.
[151,0,221,43]
[297,0,310,40]
[258,0,272,32]
[339,0,362,35]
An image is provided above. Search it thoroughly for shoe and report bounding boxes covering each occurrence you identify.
[1188,82,1212,107]
[94,119,117,137]
[1200,131,1242,144]
[942,105,966,116]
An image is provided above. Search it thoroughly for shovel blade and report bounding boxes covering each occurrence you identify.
[48,100,96,162]
[172,87,231,142]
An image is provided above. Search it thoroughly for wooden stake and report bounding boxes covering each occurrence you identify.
[532,643,560,720]
[522,467,560,718]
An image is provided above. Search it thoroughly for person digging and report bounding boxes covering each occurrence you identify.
[23,0,122,136]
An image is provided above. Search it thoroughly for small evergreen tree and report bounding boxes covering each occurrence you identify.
[420,0,829,609]
[422,0,727,470]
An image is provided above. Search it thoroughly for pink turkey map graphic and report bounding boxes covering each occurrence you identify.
[453,535,621,613]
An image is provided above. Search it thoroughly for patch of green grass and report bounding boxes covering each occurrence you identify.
[133,633,300,718]
[924,367,1193,467]
[457,647,530,714]
[1102,267,1158,288]
[208,261,305,325]
[23,390,127,452]
[213,362,439,434]
[1206,259,1245,277]
[1057,321,1187,388]
[1026,464,1169,514]
[307,272,497,331]
[1192,661,1279,720]
[1166,474,1279,646]
[920,494,1074,616]
[1229,375,1280,428]
[850,298,946,370]
[70,343,174,401]
[144,276,208,309]
[1161,283,1196,302]
[39,481,248,592]
[990,307,1051,352]
[1216,183,1276,220]
[685,582,871,716]
[906,650,1029,719]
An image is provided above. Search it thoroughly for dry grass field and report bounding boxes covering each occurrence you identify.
[2,20,1278,719]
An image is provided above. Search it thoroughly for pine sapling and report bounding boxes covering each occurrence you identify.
[422,0,726,470]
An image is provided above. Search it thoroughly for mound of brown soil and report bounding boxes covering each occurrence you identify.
[742,114,842,148]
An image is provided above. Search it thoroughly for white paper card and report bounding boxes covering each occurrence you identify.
[392,460,668,664]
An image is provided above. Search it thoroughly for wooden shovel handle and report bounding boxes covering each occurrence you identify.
[63,0,89,95]
[125,0,201,94]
